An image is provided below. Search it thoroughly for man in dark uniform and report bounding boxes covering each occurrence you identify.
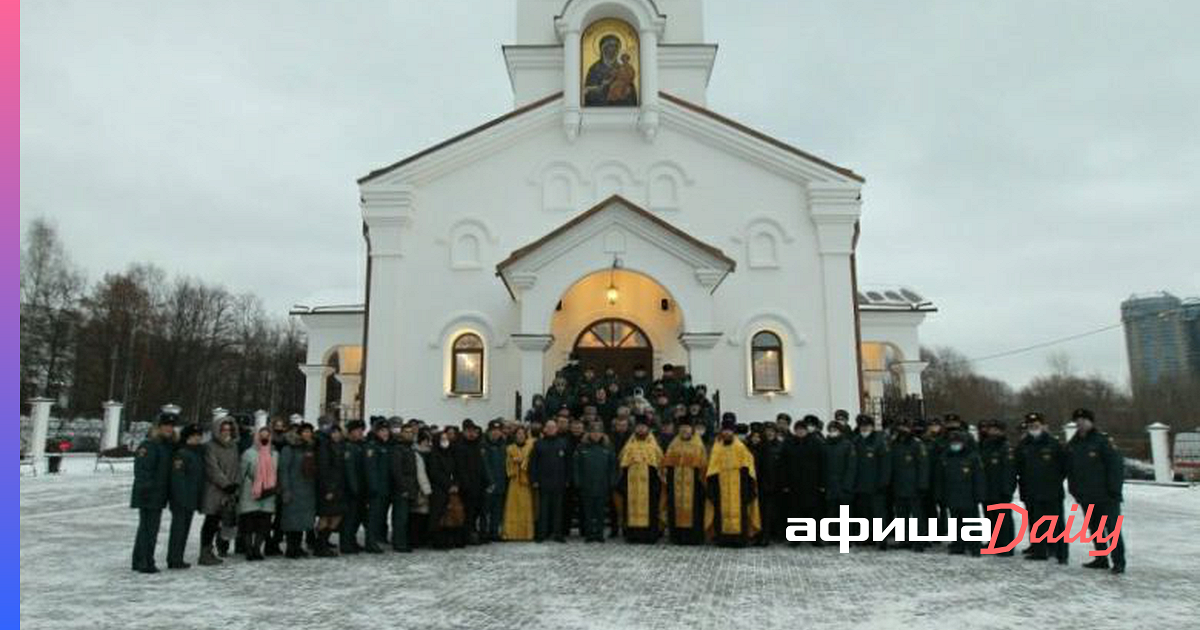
[921,417,948,538]
[852,414,890,550]
[822,418,856,538]
[340,420,367,553]
[131,413,176,574]
[889,419,928,551]
[1014,412,1069,564]
[573,421,617,542]
[389,424,419,552]
[1066,408,1127,574]
[933,430,986,556]
[481,419,508,542]
[530,418,570,542]
[979,419,1017,556]
[167,424,205,569]
[363,418,393,553]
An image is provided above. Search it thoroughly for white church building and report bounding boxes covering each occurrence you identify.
[292,0,934,424]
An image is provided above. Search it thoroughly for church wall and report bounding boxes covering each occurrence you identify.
[363,110,849,422]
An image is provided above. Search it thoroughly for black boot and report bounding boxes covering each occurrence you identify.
[1083,558,1110,570]
[286,532,308,559]
[314,531,338,557]
[264,532,283,557]
[216,538,230,558]
[247,534,264,561]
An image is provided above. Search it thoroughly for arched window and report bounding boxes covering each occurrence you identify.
[751,331,784,392]
[451,333,484,395]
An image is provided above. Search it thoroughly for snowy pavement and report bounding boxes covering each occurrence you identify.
[20,461,1200,630]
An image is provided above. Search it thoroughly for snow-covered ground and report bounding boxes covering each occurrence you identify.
[20,458,1200,630]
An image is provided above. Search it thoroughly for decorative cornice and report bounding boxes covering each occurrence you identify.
[679,331,723,350]
[511,333,555,352]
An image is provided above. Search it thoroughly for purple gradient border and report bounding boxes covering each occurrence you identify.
[10,0,23,619]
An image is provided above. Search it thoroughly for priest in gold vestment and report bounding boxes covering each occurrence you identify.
[617,416,664,543]
[502,427,536,541]
[704,415,761,547]
[662,420,708,545]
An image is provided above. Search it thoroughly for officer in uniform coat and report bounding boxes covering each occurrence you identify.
[933,430,986,555]
[1066,408,1126,574]
[167,424,204,569]
[389,424,420,552]
[779,417,826,546]
[979,419,1017,556]
[454,420,488,545]
[131,413,176,573]
[530,419,571,542]
[481,419,509,542]
[822,419,857,537]
[888,419,928,551]
[1014,412,1068,563]
[852,414,890,550]
[363,419,393,553]
[340,420,368,553]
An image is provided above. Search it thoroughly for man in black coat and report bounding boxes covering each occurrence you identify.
[1014,412,1069,564]
[131,413,176,574]
[454,420,488,545]
[852,414,890,550]
[888,419,928,552]
[530,418,570,542]
[979,419,1017,556]
[340,420,368,554]
[389,425,420,552]
[1066,408,1126,574]
[779,417,825,546]
[166,424,204,569]
[363,419,393,554]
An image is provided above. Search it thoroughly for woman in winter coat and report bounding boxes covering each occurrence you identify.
[427,430,464,549]
[238,427,279,561]
[199,417,240,565]
[313,424,346,557]
[408,430,434,548]
[278,422,319,558]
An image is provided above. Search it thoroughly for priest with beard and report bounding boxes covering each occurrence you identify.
[661,419,707,545]
[617,416,664,543]
[705,415,761,547]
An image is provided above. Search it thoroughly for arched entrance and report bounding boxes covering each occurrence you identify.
[573,318,653,381]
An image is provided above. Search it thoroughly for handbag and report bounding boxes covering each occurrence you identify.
[441,492,465,528]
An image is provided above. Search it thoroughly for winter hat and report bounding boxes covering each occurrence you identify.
[180,424,201,442]
[1071,408,1095,422]
[855,414,875,427]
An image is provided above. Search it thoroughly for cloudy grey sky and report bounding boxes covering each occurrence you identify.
[21,0,1200,389]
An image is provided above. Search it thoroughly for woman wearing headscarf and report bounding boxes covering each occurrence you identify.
[199,416,239,565]
[238,426,278,561]
[427,430,464,549]
[314,423,346,557]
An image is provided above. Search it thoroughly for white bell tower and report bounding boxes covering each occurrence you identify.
[504,0,717,140]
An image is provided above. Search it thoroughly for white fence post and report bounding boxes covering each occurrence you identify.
[254,409,269,430]
[1147,422,1172,483]
[1063,421,1078,444]
[101,401,124,450]
[29,398,54,465]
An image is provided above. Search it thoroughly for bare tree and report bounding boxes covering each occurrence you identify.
[20,218,85,401]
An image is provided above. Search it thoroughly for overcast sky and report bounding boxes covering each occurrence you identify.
[21,0,1200,389]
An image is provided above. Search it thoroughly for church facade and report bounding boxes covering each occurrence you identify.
[292,0,934,424]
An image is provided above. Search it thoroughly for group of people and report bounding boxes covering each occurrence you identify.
[129,361,1127,576]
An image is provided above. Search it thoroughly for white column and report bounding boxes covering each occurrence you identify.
[28,397,53,465]
[863,369,886,402]
[562,27,581,141]
[101,401,123,451]
[811,186,862,419]
[680,332,723,391]
[335,373,362,421]
[299,364,334,423]
[254,409,270,431]
[892,360,928,398]
[1147,422,1172,483]
[637,27,660,141]
[361,187,413,418]
[512,334,554,412]
[1063,421,1078,444]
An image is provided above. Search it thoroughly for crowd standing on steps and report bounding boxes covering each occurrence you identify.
[130,361,1127,576]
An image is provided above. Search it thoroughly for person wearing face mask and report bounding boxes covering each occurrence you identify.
[238,426,279,561]
[822,419,856,539]
[199,417,240,566]
[130,413,177,574]
[704,415,761,547]
[933,430,986,556]
[921,418,948,541]
[618,416,664,543]
[1014,412,1068,564]
[339,420,368,554]
[852,414,891,550]
[888,419,928,552]
[166,424,205,569]
[1065,408,1126,574]
[428,430,466,549]
[979,419,1017,557]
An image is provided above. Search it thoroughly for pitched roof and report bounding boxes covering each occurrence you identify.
[357,92,563,185]
[659,92,865,183]
[496,194,736,273]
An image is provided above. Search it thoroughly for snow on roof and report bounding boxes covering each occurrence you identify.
[857,284,935,311]
[291,288,364,314]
